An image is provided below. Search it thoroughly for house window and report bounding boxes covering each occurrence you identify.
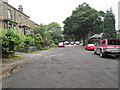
[7,9,12,19]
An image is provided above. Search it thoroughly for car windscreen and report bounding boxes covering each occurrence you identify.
[108,40,120,45]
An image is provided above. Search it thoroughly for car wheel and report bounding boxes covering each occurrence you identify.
[116,55,119,58]
[100,50,106,58]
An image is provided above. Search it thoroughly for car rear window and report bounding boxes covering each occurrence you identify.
[108,40,120,45]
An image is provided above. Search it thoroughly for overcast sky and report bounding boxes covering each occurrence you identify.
[9,0,119,29]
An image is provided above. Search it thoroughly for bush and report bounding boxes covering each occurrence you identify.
[43,46,50,50]
[34,33,43,50]
[24,36,34,46]
[0,29,25,58]
[51,44,58,48]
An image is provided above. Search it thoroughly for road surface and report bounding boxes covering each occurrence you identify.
[2,45,118,88]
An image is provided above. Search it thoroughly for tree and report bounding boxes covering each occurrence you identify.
[47,22,64,44]
[33,24,52,47]
[117,32,120,39]
[63,3,105,45]
[102,8,117,39]
[33,22,64,46]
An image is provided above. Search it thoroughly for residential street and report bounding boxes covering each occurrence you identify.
[2,45,118,88]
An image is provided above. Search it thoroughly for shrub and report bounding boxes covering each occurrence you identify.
[51,44,58,48]
[34,33,43,50]
[0,29,25,58]
[24,36,34,46]
[43,46,50,50]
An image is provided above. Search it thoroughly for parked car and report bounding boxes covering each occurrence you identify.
[64,41,69,45]
[75,41,80,45]
[85,43,94,50]
[70,41,74,45]
[94,39,120,58]
[58,42,65,47]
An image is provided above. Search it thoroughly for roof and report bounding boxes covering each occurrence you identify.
[89,33,103,39]
[3,2,30,18]
[30,19,39,26]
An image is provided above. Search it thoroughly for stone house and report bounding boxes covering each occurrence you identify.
[29,20,39,32]
[0,0,39,35]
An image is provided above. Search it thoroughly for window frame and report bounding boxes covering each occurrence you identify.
[7,9,12,19]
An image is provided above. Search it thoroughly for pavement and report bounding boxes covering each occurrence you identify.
[0,52,34,79]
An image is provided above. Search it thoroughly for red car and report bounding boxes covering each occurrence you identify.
[94,39,120,58]
[58,42,65,47]
[85,44,94,50]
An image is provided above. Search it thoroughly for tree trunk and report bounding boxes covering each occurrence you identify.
[82,35,85,46]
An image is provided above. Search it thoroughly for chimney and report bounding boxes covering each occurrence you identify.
[0,0,8,3]
[18,5,23,12]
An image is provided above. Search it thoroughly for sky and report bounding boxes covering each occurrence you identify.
[8,0,119,30]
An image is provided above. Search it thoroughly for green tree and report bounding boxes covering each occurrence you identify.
[117,32,120,39]
[33,24,52,47]
[47,22,64,44]
[102,8,117,39]
[63,3,105,45]
[33,22,64,46]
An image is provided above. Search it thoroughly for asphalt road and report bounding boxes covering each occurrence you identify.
[2,45,118,88]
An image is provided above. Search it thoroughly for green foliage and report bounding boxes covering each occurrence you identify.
[47,22,64,44]
[117,32,120,39]
[33,24,51,47]
[43,30,52,46]
[33,24,46,37]
[102,8,117,39]
[33,22,64,46]
[24,36,34,46]
[34,33,43,49]
[1,29,25,57]
[52,38,59,45]
[63,3,105,44]
[42,46,50,50]
[51,44,58,48]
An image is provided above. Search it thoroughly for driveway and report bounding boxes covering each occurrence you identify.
[2,45,118,88]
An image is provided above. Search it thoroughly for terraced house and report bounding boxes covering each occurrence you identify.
[0,0,39,35]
